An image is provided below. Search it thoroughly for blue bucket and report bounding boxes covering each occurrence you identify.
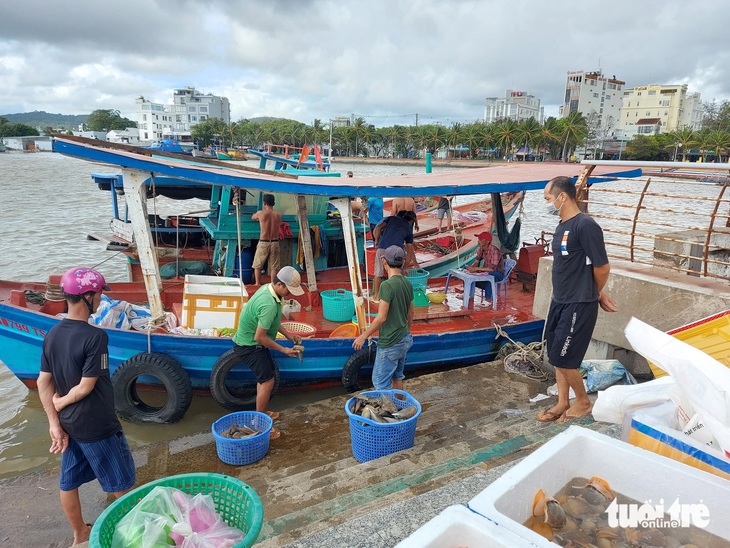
[212,411,273,465]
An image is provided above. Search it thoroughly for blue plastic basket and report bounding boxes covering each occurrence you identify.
[212,411,273,465]
[321,288,355,322]
[345,389,422,463]
[407,268,430,292]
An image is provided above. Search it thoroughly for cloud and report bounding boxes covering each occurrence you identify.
[1,0,729,124]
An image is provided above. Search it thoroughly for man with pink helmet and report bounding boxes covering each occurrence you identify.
[37,267,135,545]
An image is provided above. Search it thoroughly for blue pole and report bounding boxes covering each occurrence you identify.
[426,152,432,173]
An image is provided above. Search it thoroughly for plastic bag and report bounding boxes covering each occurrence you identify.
[581,359,636,393]
[593,376,676,424]
[112,486,184,548]
[169,491,243,548]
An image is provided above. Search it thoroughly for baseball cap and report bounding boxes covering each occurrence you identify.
[277,265,304,295]
[475,231,493,242]
[383,245,406,267]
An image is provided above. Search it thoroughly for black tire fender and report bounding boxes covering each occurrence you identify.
[112,352,193,424]
[210,349,280,410]
[341,346,377,393]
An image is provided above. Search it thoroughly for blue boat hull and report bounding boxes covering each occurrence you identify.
[0,302,543,390]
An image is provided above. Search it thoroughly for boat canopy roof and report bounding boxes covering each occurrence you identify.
[54,137,647,197]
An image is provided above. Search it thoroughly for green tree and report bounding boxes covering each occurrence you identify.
[558,111,587,161]
[495,119,518,160]
[0,120,39,137]
[669,126,697,161]
[86,109,137,131]
[191,117,227,147]
[516,118,541,160]
[708,130,730,162]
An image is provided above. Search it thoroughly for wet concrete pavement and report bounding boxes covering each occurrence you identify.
[0,359,611,547]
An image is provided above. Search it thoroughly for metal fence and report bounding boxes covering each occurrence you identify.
[580,173,730,281]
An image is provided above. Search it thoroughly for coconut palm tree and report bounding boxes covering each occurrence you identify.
[446,123,463,158]
[559,111,587,161]
[516,118,541,161]
[495,119,519,160]
[707,130,730,162]
[669,126,697,161]
[694,129,713,162]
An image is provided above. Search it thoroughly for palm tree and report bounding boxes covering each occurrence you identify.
[559,111,587,161]
[516,118,541,161]
[350,117,369,156]
[446,123,463,158]
[694,129,713,162]
[495,119,518,160]
[539,118,561,161]
[707,130,730,162]
[669,126,696,161]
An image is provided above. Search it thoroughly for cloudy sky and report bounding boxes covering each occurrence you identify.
[1,0,729,126]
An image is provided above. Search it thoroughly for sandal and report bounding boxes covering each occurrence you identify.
[266,411,280,420]
[269,428,281,439]
[536,408,564,423]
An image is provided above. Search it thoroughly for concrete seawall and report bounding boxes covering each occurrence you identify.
[533,257,730,375]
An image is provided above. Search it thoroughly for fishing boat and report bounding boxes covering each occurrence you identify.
[215,149,246,161]
[0,137,644,425]
[247,143,335,175]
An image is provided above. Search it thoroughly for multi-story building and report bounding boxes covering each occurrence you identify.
[484,90,544,124]
[560,70,625,137]
[135,87,230,144]
[618,84,703,139]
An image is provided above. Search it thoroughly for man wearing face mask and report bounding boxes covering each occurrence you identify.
[537,176,618,424]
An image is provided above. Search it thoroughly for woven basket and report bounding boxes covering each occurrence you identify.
[276,321,317,339]
[89,473,263,548]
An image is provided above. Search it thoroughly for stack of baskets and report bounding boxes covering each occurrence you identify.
[89,473,263,548]
[212,411,273,466]
[407,268,430,292]
[276,321,317,339]
[321,288,355,322]
[345,389,422,463]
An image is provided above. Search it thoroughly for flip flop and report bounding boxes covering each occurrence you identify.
[269,428,281,439]
[266,411,280,420]
[536,408,564,423]
[557,412,592,424]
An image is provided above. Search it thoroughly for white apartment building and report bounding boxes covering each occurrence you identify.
[484,90,544,124]
[136,87,230,143]
[618,84,703,139]
[560,70,625,137]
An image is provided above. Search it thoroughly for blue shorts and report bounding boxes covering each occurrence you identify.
[60,431,136,493]
[372,333,413,389]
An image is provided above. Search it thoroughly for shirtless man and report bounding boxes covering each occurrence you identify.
[390,197,419,232]
[252,194,282,285]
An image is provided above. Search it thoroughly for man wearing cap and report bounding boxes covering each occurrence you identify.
[231,265,305,437]
[467,231,504,298]
[371,210,418,302]
[353,246,414,390]
[38,267,136,545]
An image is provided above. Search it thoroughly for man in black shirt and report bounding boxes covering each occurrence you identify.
[537,177,618,423]
[38,267,135,545]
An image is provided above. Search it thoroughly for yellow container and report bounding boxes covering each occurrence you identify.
[649,309,730,379]
[181,275,248,329]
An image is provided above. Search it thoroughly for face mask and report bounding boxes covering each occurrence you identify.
[545,194,563,216]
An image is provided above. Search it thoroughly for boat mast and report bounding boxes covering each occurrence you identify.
[121,168,166,324]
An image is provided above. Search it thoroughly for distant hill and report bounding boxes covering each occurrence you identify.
[0,111,88,130]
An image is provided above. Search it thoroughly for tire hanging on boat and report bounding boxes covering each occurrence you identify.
[112,352,193,424]
[341,346,377,393]
[210,349,280,410]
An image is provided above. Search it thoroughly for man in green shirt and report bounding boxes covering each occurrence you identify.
[232,266,304,438]
[353,246,414,389]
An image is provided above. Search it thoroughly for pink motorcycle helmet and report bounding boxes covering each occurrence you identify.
[60,267,111,295]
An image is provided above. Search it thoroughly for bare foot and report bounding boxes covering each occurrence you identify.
[536,405,569,423]
[557,402,593,423]
[269,427,281,439]
[266,410,280,420]
[73,524,91,545]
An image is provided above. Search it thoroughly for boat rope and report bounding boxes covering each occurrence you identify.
[362,216,372,317]
[24,290,47,305]
[493,322,549,382]
[448,197,462,269]
[90,249,127,271]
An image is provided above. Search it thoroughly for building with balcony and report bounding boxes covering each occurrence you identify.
[560,70,624,137]
[484,90,544,124]
[135,87,230,144]
[618,84,703,139]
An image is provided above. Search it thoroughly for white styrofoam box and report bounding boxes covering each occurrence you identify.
[395,504,534,548]
[468,426,730,547]
[181,275,248,329]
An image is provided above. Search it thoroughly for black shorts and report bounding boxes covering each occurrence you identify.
[545,300,599,369]
[233,343,277,383]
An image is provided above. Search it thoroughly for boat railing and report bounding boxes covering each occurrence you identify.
[579,174,730,282]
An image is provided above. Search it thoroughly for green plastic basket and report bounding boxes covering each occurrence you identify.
[89,473,263,548]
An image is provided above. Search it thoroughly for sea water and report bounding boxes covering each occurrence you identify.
[0,151,550,479]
